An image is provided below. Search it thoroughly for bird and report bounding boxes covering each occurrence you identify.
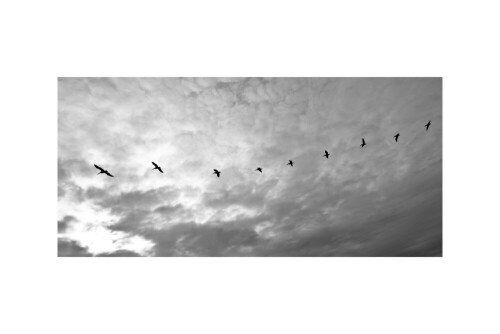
[425,121,431,131]
[287,160,294,167]
[151,161,163,173]
[394,133,400,142]
[213,169,221,177]
[323,150,330,159]
[94,164,114,177]
[256,167,262,173]
[360,138,366,148]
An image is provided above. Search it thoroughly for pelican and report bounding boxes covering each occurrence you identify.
[394,133,400,142]
[213,169,221,178]
[360,138,366,148]
[323,150,330,159]
[425,121,431,131]
[151,161,163,173]
[287,160,294,167]
[256,167,262,173]
[94,164,114,177]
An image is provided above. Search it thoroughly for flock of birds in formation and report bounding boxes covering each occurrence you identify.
[93,120,432,178]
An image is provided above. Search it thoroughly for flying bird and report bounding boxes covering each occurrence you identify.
[151,161,163,173]
[256,167,262,173]
[360,138,366,148]
[394,133,400,142]
[287,160,294,167]
[213,169,221,178]
[323,150,330,159]
[94,164,114,177]
[425,121,431,131]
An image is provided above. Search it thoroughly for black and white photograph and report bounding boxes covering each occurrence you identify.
[58,77,442,257]
[3,1,500,333]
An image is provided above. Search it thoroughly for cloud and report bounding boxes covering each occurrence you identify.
[140,222,260,256]
[58,238,92,257]
[95,250,141,257]
[58,238,143,257]
[58,215,76,233]
[58,78,442,256]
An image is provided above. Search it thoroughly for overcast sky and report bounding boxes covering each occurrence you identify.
[58,77,442,256]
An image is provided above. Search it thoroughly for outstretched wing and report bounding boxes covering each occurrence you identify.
[362,138,366,145]
[94,164,105,172]
[158,167,163,173]
[105,171,114,177]
[152,162,159,168]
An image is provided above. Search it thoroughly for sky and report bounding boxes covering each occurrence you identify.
[58,77,442,257]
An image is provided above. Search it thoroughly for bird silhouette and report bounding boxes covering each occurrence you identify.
[287,160,294,167]
[213,169,221,177]
[425,121,431,131]
[256,167,262,173]
[360,138,366,148]
[323,150,330,159]
[94,164,114,177]
[394,133,400,142]
[151,161,163,173]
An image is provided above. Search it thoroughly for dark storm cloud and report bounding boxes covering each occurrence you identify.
[154,204,184,215]
[95,250,141,257]
[58,238,92,257]
[58,215,76,233]
[140,222,260,257]
[59,78,442,256]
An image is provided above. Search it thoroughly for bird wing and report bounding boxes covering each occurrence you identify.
[362,138,366,144]
[94,164,105,172]
[105,171,114,177]
[158,167,163,173]
[152,162,158,168]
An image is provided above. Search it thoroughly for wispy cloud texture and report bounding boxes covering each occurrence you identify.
[58,78,442,256]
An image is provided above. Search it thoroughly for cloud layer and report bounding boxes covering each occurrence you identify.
[58,78,442,256]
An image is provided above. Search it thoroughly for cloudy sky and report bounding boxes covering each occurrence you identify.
[58,77,442,257]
